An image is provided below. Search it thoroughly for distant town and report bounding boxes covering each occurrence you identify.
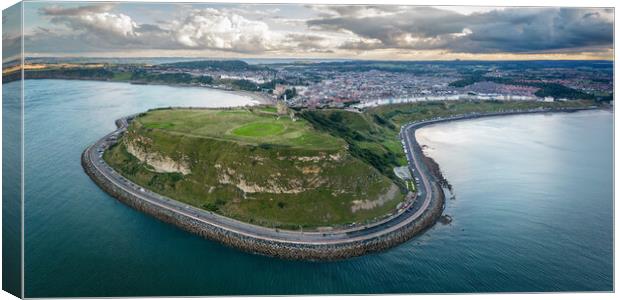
[3,58,613,109]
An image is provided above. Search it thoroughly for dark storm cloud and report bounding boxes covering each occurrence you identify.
[307,6,469,41]
[307,6,613,53]
[455,8,614,53]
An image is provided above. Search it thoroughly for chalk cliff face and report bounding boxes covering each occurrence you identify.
[351,183,399,213]
[104,109,405,229]
[112,128,402,225]
[216,165,325,194]
[125,138,191,175]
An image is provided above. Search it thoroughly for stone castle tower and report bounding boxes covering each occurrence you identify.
[276,100,288,115]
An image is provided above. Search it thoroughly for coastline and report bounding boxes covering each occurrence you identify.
[81,105,601,260]
[15,77,275,105]
[403,106,603,199]
[127,80,275,105]
[81,109,447,260]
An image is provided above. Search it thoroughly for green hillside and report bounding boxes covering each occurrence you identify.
[103,100,597,229]
[104,107,404,229]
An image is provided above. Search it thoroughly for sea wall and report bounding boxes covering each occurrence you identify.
[81,106,598,260]
[81,148,445,260]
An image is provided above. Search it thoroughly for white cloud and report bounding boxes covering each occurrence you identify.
[76,12,139,38]
[43,4,140,43]
[171,8,275,52]
[434,6,504,15]
[29,4,613,58]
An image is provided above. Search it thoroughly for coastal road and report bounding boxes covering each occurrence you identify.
[84,112,442,246]
[85,107,594,250]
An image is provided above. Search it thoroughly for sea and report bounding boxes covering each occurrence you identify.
[3,79,612,296]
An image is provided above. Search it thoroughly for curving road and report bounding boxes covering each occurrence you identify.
[83,111,440,247]
[83,106,595,249]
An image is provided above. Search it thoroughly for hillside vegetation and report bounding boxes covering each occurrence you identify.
[104,107,404,229]
[104,100,598,229]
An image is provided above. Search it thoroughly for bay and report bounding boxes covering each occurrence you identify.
[13,80,612,296]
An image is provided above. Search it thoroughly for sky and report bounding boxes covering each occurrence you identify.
[3,2,615,61]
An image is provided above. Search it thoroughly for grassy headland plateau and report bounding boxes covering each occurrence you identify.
[103,99,600,230]
[103,107,404,229]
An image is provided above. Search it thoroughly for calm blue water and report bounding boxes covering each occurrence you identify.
[2,78,23,297]
[17,79,613,297]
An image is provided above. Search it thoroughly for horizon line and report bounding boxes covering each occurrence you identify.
[14,56,616,63]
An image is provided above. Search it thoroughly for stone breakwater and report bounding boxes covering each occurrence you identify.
[81,147,445,261]
[81,106,599,260]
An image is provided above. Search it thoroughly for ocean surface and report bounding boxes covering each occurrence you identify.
[13,79,612,296]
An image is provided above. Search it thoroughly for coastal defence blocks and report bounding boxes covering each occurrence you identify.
[81,147,446,260]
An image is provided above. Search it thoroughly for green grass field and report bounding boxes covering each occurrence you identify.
[104,107,404,229]
[137,108,344,150]
[111,71,132,81]
[258,106,278,114]
[232,122,286,137]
